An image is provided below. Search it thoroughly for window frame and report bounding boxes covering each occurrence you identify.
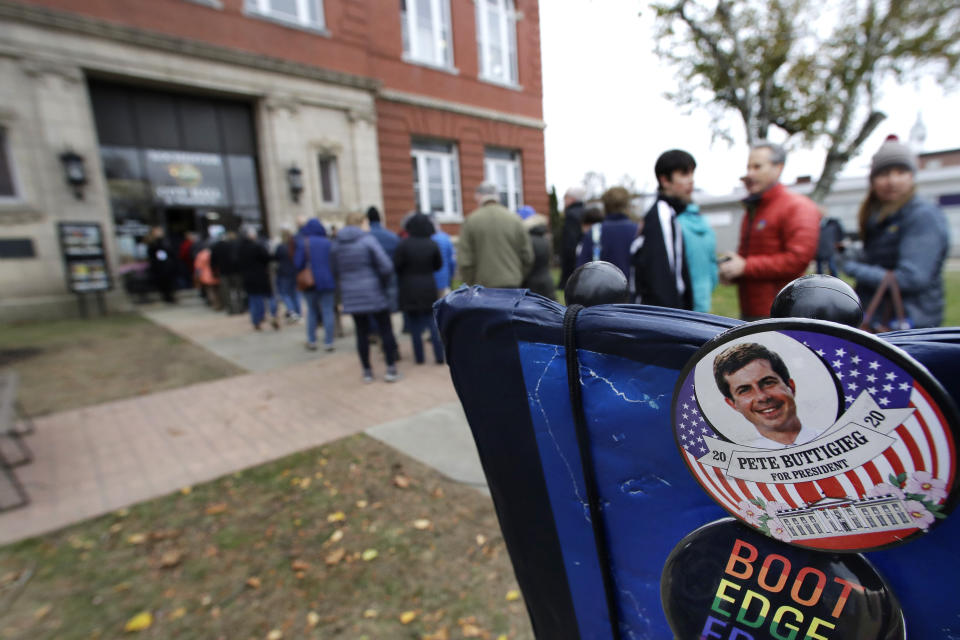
[317,154,340,206]
[402,0,455,69]
[476,0,519,86]
[411,140,462,223]
[483,148,523,212]
[245,0,326,32]
[0,126,22,203]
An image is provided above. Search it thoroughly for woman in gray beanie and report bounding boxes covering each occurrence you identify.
[842,135,950,328]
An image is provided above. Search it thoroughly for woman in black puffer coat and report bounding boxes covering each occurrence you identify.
[394,213,444,364]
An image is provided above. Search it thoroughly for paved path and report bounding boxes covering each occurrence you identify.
[0,301,481,545]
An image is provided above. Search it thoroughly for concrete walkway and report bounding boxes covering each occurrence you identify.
[0,300,484,545]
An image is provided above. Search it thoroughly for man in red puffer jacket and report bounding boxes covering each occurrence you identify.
[719,142,820,320]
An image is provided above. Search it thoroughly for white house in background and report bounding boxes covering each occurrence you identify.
[695,148,960,257]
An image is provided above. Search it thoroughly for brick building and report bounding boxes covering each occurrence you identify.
[0,0,546,320]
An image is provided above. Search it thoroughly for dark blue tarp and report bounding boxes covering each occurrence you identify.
[436,286,960,640]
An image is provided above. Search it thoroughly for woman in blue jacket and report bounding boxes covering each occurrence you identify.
[294,218,337,351]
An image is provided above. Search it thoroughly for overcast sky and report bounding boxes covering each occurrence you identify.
[540,1,960,197]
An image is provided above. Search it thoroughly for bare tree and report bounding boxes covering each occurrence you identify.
[652,0,960,202]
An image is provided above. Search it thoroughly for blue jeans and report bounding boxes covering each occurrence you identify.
[276,275,301,315]
[407,310,444,364]
[248,294,277,327]
[304,289,336,346]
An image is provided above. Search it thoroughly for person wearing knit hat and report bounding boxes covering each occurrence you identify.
[841,134,949,329]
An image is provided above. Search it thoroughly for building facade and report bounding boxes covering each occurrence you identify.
[0,0,546,320]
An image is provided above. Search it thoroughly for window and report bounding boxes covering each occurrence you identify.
[402,0,453,68]
[411,141,461,222]
[0,127,18,199]
[245,0,324,30]
[484,148,522,211]
[318,155,339,205]
[477,0,518,85]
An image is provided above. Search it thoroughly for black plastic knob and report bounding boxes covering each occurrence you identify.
[770,274,863,327]
[564,261,630,307]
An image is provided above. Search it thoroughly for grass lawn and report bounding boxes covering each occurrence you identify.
[0,314,243,417]
[0,434,532,640]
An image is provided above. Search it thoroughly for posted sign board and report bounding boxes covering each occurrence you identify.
[58,222,112,293]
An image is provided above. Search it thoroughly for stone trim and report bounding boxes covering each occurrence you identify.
[0,0,379,92]
[378,88,546,131]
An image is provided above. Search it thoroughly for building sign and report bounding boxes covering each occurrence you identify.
[661,519,905,640]
[144,149,228,206]
[672,320,960,551]
[58,222,112,292]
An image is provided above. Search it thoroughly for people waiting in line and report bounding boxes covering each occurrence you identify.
[146,226,178,304]
[211,230,245,315]
[332,210,400,383]
[816,215,845,278]
[519,206,557,301]
[842,135,950,329]
[559,186,587,290]
[430,213,457,297]
[274,225,302,322]
[575,186,638,280]
[459,182,533,288]
[394,213,445,365]
[294,218,338,351]
[236,225,280,331]
[193,239,221,311]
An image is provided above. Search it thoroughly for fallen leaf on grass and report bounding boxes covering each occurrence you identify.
[356,499,368,509]
[291,559,311,572]
[461,623,484,637]
[163,588,176,598]
[205,503,228,515]
[328,529,344,544]
[393,475,412,489]
[109,523,123,534]
[497,635,509,640]
[210,606,221,619]
[423,628,450,640]
[361,549,379,561]
[179,486,192,495]
[413,519,432,530]
[325,548,345,565]
[505,590,520,601]
[399,610,418,624]
[307,611,320,627]
[123,611,153,632]
[432,487,445,498]
[200,595,212,607]
[327,511,346,522]
[267,630,283,640]
[299,477,311,489]
[158,550,183,568]
[246,577,262,589]
[126,533,147,545]
[169,607,186,621]
[363,609,378,619]
[115,508,130,518]
[475,534,487,547]
[33,604,52,620]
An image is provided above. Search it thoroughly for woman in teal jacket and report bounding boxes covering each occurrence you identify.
[676,203,718,313]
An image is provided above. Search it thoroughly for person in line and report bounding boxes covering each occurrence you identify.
[331,211,400,383]
[236,226,279,331]
[211,230,245,314]
[146,226,178,303]
[274,225,302,322]
[816,214,844,277]
[842,135,950,329]
[559,186,587,289]
[459,182,533,288]
[632,149,697,309]
[394,213,444,365]
[430,213,457,296]
[193,236,221,310]
[713,342,823,449]
[294,218,337,351]
[576,186,638,279]
[718,142,820,320]
[519,206,557,300]
[676,201,718,313]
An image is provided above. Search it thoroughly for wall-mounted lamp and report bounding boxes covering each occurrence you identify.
[59,150,88,200]
[287,166,304,203]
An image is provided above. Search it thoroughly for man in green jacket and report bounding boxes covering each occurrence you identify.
[459,182,533,288]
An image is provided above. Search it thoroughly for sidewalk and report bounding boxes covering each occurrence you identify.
[0,301,483,545]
